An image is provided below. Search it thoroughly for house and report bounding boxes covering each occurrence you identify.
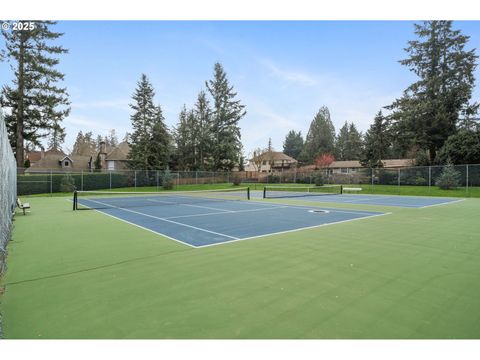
[245,151,298,172]
[27,141,131,171]
[104,141,130,170]
[298,159,415,174]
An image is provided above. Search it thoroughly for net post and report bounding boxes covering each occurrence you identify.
[263,187,266,199]
[340,185,343,195]
[247,187,250,200]
[73,191,77,211]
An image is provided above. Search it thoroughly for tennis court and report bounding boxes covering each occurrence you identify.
[74,188,386,247]
[259,185,463,208]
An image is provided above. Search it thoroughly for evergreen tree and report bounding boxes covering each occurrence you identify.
[174,106,194,171]
[436,129,480,164]
[360,111,391,167]
[335,122,350,160]
[71,131,85,155]
[127,74,171,170]
[283,130,304,160]
[47,120,66,151]
[147,105,172,169]
[336,122,363,160]
[388,21,478,163]
[193,90,213,170]
[0,21,70,167]
[94,153,102,171]
[206,63,246,171]
[346,123,363,160]
[107,129,118,148]
[300,106,336,163]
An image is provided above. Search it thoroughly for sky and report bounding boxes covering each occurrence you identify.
[1,20,480,157]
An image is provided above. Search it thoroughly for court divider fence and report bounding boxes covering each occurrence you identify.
[16,163,480,196]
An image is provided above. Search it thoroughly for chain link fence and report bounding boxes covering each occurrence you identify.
[16,164,480,196]
[1,111,17,275]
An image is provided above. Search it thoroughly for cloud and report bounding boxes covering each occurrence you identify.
[257,57,318,87]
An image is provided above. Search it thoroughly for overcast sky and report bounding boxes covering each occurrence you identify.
[1,20,480,156]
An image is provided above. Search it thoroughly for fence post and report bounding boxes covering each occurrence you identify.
[466,164,469,193]
[428,166,431,193]
[109,171,112,190]
[195,171,198,185]
[397,168,401,194]
[371,168,374,188]
[294,166,297,183]
[134,170,137,189]
[81,170,84,191]
[50,170,53,196]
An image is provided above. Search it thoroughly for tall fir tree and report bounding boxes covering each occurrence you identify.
[127,74,171,170]
[335,122,350,160]
[300,106,336,163]
[47,121,66,151]
[283,130,304,160]
[206,63,246,171]
[346,123,363,160]
[173,106,192,171]
[0,21,70,167]
[193,90,213,170]
[387,21,478,163]
[360,111,391,167]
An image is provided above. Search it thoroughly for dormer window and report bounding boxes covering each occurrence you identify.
[64,161,70,167]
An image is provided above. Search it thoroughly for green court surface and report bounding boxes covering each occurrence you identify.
[1,195,480,338]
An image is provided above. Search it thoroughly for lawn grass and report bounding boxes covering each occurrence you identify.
[1,195,480,338]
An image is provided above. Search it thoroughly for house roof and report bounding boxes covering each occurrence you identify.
[297,159,414,171]
[251,151,297,162]
[30,154,92,170]
[106,141,130,161]
[26,151,43,163]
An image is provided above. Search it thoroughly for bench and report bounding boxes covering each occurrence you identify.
[343,187,362,193]
[17,198,31,215]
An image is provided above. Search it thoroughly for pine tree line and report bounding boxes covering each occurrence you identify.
[128,63,246,171]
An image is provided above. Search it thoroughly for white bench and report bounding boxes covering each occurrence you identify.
[343,187,362,193]
[17,198,31,215]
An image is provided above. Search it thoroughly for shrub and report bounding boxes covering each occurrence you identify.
[313,173,324,186]
[267,174,280,183]
[415,177,427,186]
[162,170,175,190]
[232,175,242,186]
[436,163,461,190]
[59,173,76,192]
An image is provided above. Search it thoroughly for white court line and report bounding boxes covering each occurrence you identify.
[419,198,466,209]
[199,212,393,249]
[74,198,388,249]
[248,199,383,216]
[85,199,239,240]
[164,206,290,220]
[146,198,236,213]
[68,199,198,248]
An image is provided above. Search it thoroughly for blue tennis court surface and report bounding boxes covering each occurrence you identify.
[254,191,464,208]
[77,195,386,247]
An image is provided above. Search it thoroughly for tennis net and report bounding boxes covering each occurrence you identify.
[263,185,343,199]
[73,187,250,210]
